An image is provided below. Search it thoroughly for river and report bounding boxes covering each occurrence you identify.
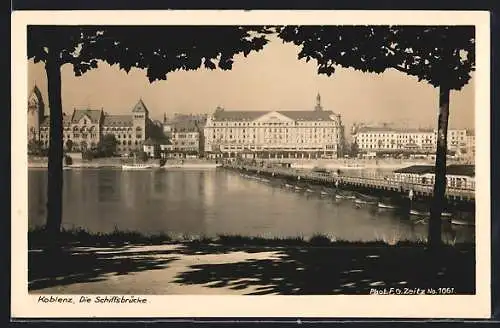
[28,168,475,243]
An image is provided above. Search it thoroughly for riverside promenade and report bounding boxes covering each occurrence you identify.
[224,163,475,204]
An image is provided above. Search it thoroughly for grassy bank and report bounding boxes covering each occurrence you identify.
[28,227,475,295]
[28,226,472,249]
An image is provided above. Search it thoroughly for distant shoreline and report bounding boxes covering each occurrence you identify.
[28,163,222,170]
[27,156,471,171]
[28,156,221,170]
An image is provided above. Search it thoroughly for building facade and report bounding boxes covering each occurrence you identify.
[393,164,475,189]
[203,94,344,159]
[351,124,471,157]
[28,86,152,154]
[465,129,475,161]
[162,114,206,158]
[168,120,201,158]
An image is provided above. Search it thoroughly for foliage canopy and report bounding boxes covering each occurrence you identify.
[277,25,475,90]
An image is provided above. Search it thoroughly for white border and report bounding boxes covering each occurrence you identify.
[11,10,491,319]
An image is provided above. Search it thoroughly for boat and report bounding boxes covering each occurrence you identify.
[305,188,315,193]
[284,183,294,189]
[122,163,153,170]
[162,162,221,170]
[451,219,475,226]
[354,198,376,205]
[410,209,454,220]
[409,209,430,216]
[335,193,356,200]
[377,202,398,209]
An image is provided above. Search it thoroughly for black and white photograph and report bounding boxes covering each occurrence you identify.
[11,10,491,318]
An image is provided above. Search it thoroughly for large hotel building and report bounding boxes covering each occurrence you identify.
[203,94,345,159]
[351,124,475,158]
[27,85,152,154]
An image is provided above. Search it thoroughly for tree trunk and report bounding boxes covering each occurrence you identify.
[428,85,450,249]
[44,49,63,241]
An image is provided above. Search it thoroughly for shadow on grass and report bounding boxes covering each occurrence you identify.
[29,246,180,291]
[28,228,475,295]
[172,244,475,295]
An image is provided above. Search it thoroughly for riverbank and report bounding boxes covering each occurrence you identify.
[28,157,221,169]
[28,229,475,295]
[28,156,470,170]
[29,226,469,248]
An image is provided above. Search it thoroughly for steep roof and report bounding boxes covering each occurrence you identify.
[103,114,133,127]
[132,99,149,113]
[30,85,44,104]
[72,109,103,124]
[357,126,434,133]
[394,164,475,177]
[143,138,158,146]
[447,164,475,177]
[278,110,337,121]
[394,165,435,174]
[173,120,199,132]
[144,137,171,145]
[212,110,339,122]
[40,114,72,127]
[213,110,268,121]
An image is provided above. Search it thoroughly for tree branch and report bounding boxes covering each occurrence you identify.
[391,64,410,74]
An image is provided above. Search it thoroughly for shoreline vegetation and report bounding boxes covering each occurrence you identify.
[28,226,472,249]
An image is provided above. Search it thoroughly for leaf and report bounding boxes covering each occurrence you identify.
[204,58,216,70]
[28,25,273,81]
[278,25,475,90]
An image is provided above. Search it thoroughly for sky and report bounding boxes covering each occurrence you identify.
[28,35,475,134]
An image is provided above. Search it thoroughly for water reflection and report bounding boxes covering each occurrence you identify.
[28,168,475,243]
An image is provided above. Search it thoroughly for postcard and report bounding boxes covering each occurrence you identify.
[11,10,491,319]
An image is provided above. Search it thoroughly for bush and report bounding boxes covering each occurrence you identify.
[64,155,73,166]
[82,150,95,160]
[138,151,149,162]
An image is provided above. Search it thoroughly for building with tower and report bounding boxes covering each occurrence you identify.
[28,85,154,154]
[314,93,323,112]
[27,85,46,143]
[203,94,345,159]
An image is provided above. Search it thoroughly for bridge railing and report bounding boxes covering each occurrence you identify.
[228,164,475,198]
